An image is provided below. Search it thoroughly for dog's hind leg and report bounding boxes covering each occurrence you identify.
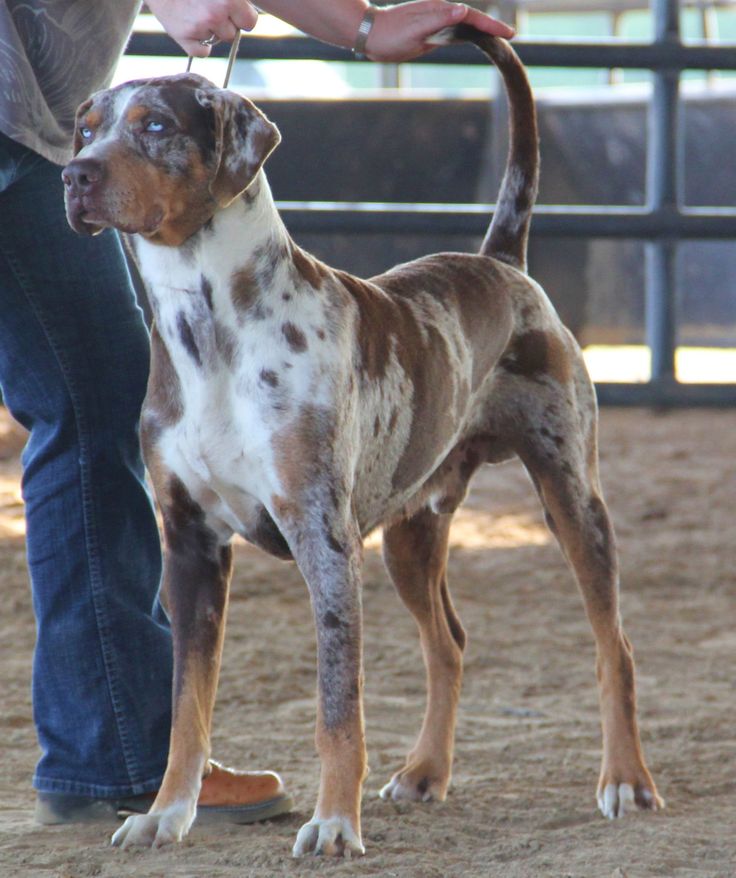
[512,373,663,819]
[380,507,465,802]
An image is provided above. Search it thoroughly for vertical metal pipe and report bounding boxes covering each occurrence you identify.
[380,63,401,89]
[645,238,677,381]
[645,0,680,385]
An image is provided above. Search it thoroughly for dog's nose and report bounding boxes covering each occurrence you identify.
[62,159,104,196]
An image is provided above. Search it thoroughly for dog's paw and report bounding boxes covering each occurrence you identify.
[111,803,195,849]
[597,780,664,819]
[292,815,364,858]
[379,762,449,803]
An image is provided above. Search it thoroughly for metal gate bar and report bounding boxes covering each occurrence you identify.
[646,0,680,387]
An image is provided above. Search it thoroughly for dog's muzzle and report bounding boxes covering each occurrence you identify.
[62,158,107,236]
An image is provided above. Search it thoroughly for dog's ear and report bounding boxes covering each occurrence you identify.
[197,89,280,208]
[72,98,94,156]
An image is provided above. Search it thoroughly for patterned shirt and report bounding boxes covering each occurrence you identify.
[0,0,140,165]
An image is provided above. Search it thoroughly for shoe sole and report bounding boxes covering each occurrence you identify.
[36,792,293,826]
[118,793,295,825]
[35,796,128,825]
[194,793,295,825]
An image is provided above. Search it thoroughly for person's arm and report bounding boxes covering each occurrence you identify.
[146,0,514,62]
[258,1,515,62]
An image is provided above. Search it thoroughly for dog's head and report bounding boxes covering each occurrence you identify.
[62,73,280,246]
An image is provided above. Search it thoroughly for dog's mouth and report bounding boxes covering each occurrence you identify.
[65,195,164,238]
[65,197,107,236]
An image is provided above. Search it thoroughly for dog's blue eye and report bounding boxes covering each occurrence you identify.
[145,120,166,133]
[80,127,93,140]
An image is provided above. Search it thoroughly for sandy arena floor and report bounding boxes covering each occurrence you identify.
[0,407,734,878]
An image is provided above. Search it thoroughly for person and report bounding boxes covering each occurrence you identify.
[0,0,513,826]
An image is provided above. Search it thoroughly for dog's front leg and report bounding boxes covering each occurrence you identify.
[285,508,367,858]
[112,476,232,849]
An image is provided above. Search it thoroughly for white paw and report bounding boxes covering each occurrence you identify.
[598,782,657,819]
[379,766,447,803]
[111,802,195,849]
[292,815,364,858]
[379,774,432,803]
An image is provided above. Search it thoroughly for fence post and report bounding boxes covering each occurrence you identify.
[645,0,681,386]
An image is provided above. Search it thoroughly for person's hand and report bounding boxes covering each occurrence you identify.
[146,0,259,57]
[365,1,515,63]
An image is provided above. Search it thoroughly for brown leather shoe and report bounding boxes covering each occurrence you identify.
[37,761,293,826]
[195,760,293,824]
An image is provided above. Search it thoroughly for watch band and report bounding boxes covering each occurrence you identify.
[353,6,376,60]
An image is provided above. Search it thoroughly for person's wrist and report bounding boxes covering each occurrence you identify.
[352,4,376,60]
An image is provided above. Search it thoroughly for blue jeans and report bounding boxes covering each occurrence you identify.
[0,132,172,797]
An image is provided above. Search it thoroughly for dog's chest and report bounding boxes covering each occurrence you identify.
[140,247,343,519]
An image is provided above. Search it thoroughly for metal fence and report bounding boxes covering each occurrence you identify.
[128,0,736,406]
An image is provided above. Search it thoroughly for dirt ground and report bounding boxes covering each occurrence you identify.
[0,407,734,878]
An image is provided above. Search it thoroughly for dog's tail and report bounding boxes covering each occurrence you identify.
[429,26,539,273]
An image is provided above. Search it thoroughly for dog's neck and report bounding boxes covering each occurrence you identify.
[210,172,291,258]
[134,171,294,300]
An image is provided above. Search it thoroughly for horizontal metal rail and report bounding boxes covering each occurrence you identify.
[595,381,736,405]
[278,202,736,238]
[128,32,736,70]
